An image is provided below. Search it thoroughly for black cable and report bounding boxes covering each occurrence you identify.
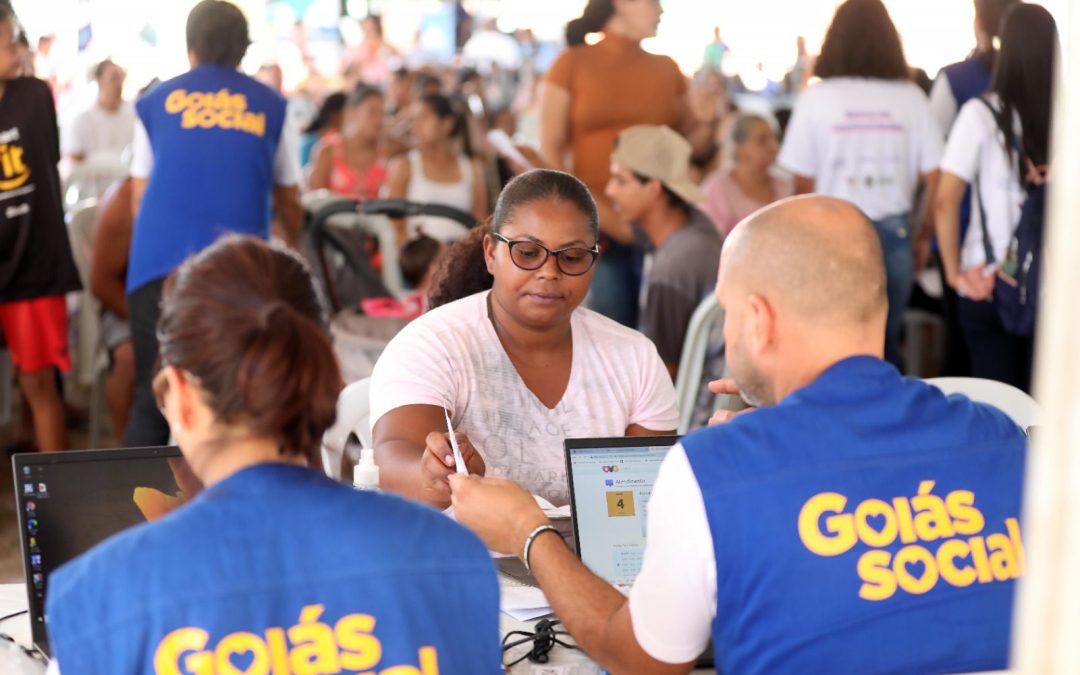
[501,617,579,667]
[0,610,27,624]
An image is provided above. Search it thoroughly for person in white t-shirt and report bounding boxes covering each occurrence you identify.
[386,93,488,245]
[370,169,679,508]
[934,4,1056,393]
[63,59,135,165]
[778,0,943,370]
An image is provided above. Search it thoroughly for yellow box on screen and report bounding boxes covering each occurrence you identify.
[605,491,636,517]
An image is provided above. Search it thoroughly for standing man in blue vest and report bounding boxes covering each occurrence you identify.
[449,195,1028,674]
[125,0,303,446]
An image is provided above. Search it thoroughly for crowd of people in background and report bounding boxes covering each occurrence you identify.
[0,0,1053,453]
[0,0,1056,672]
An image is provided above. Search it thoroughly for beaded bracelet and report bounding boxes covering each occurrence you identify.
[522,524,560,573]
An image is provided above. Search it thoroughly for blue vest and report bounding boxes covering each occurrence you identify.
[46,464,502,674]
[127,65,287,292]
[683,357,1026,674]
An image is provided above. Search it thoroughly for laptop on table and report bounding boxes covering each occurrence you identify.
[12,446,202,658]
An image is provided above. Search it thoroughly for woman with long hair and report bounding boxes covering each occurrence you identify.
[299,91,345,167]
[778,0,944,369]
[308,84,388,200]
[386,93,488,244]
[538,0,691,328]
[934,4,1057,392]
[45,236,502,672]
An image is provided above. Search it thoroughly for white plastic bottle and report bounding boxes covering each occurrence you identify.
[353,449,380,491]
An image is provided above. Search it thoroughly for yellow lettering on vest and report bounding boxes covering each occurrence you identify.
[181,108,199,129]
[264,627,290,675]
[936,538,976,587]
[969,536,995,583]
[215,632,270,675]
[798,492,856,556]
[855,499,898,548]
[911,481,956,543]
[336,613,382,671]
[154,627,210,675]
[857,549,896,601]
[892,496,919,544]
[197,108,217,129]
[893,545,938,595]
[1006,517,1025,576]
[287,604,340,674]
[419,646,440,675]
[165,89,188,114]
[945,489,985,535]
[987,532,1021,581]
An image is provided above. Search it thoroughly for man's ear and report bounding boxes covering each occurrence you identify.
[745,293,776,357]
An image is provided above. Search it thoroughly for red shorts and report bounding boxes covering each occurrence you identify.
[0,295,71,373]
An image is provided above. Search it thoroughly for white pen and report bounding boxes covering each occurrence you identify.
[443,407,468,475]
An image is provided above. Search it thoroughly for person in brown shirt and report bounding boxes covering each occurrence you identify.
[538,0,690,327]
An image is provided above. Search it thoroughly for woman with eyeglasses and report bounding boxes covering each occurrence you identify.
[370,169,678,509]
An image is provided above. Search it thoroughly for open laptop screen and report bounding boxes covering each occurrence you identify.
[564,436,678,587]
[12,447,201,653]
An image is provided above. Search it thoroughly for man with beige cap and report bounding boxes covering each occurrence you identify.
[606,124,723,377]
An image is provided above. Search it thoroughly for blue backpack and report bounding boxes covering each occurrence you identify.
[973,97,1047,337]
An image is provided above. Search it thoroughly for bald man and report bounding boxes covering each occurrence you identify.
[448,195,1028,675]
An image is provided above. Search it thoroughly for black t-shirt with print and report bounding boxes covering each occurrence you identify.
[0,77,81,302]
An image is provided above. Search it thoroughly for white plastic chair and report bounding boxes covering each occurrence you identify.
[62,156,128,207]
[925,377,1041,430]
[674,294,723,434]
[321,377,373,481]
[65,200,109,446]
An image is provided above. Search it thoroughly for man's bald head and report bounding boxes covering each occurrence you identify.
[720,195,887,327]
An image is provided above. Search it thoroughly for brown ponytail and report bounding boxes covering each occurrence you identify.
[157,235,342,464]
[565,0,615,46]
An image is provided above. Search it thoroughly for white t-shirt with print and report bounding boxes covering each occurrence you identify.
[369,291,679,506]
[939,94,1026,272]
[779,77,944,221]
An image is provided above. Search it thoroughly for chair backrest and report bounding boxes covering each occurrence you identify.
[925,377,1041,430]
[321,377,373,481]
[674,293,723,434]
[66,200,103,388]
[63,157,128,207]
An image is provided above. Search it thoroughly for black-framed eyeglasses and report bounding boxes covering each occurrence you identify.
[491,232,599,276]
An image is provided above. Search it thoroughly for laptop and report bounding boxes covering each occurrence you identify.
[567,435,715,669]
[12,446,202,658]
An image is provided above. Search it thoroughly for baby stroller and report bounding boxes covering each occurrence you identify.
[299,191,477,383]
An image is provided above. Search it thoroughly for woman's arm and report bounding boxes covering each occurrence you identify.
[933,171,968,289]
[537,82,571,171]
[626,424,676,437]
[385,155,411,245]
[306,141,334,191]
[372,404,486,508]
[470,156,489,221]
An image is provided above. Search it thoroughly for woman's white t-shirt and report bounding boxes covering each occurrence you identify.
[404,149,474,243]
[939,94,1025,272]
[369,291,680,505]
[778,77,944,221]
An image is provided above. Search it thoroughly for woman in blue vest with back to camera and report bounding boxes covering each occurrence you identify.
[125,0,304,449]
[45,236,502,674]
